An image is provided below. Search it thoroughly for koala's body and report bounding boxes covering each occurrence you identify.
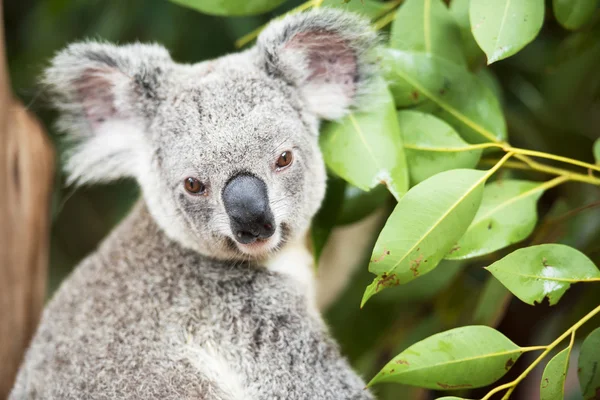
[11,9,377,400]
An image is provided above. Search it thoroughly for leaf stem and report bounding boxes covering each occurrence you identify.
[373,10,397,30]
[372,0,404,30]
[520,345,548,352]
[506,146,600,173]
[414,141,600,180]
[380,0,404,13]
[485,151,514,177]
[480,304,600,400]
[514,153,600,186]
[404,142,503,152]
[479,155,600,186]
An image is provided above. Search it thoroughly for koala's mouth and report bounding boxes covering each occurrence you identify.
[233,230,281,257]
[226,223,290,258]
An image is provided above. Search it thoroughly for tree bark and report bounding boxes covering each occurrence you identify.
[0,0,55,396]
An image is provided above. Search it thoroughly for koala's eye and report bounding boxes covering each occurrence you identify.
[184,177,207,195]
[275,151,293,170]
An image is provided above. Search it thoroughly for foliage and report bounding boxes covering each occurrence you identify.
[7,0,600,399]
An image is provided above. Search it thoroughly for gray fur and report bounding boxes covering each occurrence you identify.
[11,9,377,400]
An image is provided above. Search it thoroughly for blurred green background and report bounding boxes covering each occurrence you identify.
[4,1,600,399]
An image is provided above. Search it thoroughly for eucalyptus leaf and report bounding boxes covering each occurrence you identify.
[320,79,409,200]
[446,180,545,260]
[369,326,523,389]
[450,0,485,67]
[541,347,571,400]
[399,110,482,184]
[578,327,600,399]
[362,169,487,306]
[381,49,507,143]
[486,244,600,306]
[594,138,600,165]
[375,260,465,304]
[553,0,597,30]
[169,0,286,16]
[391,0,465,65]
[470,0,545,64]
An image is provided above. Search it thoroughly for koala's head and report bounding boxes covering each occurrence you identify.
[46,9,377,260]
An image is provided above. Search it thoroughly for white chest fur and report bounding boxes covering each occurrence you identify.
[265,238,318,313]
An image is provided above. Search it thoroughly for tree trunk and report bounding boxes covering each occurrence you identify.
[0,0,55,396]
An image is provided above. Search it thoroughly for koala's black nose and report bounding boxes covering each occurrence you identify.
[222,174,275,244]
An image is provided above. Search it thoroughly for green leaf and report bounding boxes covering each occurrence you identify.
[311,177,346,263]
[375,260,465,304]
[369,326,523,389]
[337,184,389,226]
[320,78,409,200]
[470,0,545,64]
[446,179,546,260]
[594,138,600,165]
[578,327,600,400]
[391,0,465,65]
[362,169,487,306]
[541,347,571,400]
[486,244,600,306]
[322,0,390,19]
[553,0,597,30]
[169,0,286,16]
[381,49,507,143]
[450,0,485,67]
[399,110,482,184]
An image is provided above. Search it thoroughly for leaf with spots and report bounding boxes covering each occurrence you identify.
[553,0,597,30]
[399,110,482,185]
[362,169,487,306]
[320,78,409,200]
[541,346,572,400]
[486,244,600,306]
[169,0,286,16]
[470,0,545,64]
[381,49,507,143]
[390,0,465,65]
[368,326,524,389]
[446,179,557,260]
[578,327,600,400]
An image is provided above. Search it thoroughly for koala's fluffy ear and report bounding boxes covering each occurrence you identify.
[256,9,377,120]
[44,42,171,185]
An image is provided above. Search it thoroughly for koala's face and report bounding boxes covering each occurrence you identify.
[46,10,376,260]
[146,62,326,258]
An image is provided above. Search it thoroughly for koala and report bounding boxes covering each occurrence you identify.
[11,9,378,400]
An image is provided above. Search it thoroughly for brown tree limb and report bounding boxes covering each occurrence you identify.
[0,0,55,396]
